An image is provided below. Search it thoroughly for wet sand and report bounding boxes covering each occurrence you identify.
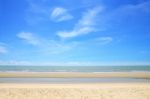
[0,72,150,78]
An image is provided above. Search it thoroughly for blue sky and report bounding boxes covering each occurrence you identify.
[0,0,150,66]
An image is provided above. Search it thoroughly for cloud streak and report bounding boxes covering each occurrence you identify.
[26,1,74,24]
[51,7,73,22]
[17,32,76,55]
[57,6,103,39]
[122,1,150,13]
[17,32,40,46]
[0,43,8,54]
[94,37,113,45]
[107,1,150,24]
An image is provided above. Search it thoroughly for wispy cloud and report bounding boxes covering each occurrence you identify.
[51,7,73,22]
[26,1,73,24]
[17,32,76,54]
[57,6,103,39]
[0,43,8,54]
[77,36,113,47]
[94,37,113,45]
[122,1,150,13]
[25,0,50,25]
[17,32,40,46]
[108,1,150,23]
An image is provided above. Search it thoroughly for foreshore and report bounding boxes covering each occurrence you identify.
[0,72,150,99]
[0,71,150,78]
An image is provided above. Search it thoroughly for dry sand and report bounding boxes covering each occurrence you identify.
[0,83,150,99]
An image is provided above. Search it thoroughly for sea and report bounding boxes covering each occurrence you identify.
[0,65,150,72]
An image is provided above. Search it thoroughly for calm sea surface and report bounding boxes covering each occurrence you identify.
[0,65,150,72]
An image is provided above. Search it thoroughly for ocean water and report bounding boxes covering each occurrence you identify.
[0,65,150,72]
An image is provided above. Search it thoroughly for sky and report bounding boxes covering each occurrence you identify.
[0,0,150,66]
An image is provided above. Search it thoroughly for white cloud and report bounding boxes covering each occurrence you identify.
[57,6,103,39]
[51,7,73,22]
[17,32,40,46]
[0,43,8,54]
[77,7,103,27]
[94,37,113,45]
[56,1,150,39]
[17,32,77,55]
[57,27,95,38]
[0,46,7,54]
[76,36,113,47]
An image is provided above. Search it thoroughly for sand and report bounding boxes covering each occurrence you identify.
[0,72,150,99]
[0,72,150,78]
[0,83,150,99]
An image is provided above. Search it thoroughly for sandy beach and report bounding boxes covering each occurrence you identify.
[0,72,150,78]
[0,83,150,99]
[0,72,150,99]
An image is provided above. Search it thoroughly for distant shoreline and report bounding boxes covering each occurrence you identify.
[0,72,150,78]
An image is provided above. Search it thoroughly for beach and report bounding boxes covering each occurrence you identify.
[0,83,150,99]
[0,72,150,78]
[0,72,150,99]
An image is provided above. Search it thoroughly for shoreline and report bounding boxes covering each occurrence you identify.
[0,83,150,88]
[0,71,150,78]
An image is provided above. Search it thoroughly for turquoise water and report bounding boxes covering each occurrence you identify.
[0,65,150,72]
